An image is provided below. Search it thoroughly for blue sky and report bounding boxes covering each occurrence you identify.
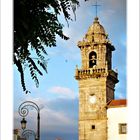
[14,0,126,140]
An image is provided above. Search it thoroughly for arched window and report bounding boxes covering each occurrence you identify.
[89,51,97,68]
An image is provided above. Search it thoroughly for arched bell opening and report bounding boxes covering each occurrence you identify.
[89,51,97,68]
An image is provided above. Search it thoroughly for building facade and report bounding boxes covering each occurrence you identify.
[107,99,127,140]
[75,16,120,140]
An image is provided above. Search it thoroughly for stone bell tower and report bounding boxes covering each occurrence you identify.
[75,17,119,140]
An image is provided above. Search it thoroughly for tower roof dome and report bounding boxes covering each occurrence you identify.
[79,17,108,44]
[77,17,114,47]
[87,17,105,35]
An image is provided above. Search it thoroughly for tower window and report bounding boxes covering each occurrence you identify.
[119,123,127,134]
[89,51,97,68]
[91,125,95,130]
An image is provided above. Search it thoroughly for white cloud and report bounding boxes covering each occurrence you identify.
[19,96,47,110]
[40,107,76,132]
[48,86,77,99]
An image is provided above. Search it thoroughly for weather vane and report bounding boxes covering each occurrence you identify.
[92,0,101,17]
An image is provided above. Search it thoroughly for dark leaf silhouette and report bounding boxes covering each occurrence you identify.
[14,0,86,93]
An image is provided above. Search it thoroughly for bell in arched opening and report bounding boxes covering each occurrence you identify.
[89,51,97,68]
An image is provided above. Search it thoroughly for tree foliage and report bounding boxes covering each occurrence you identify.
[14,0,80,93]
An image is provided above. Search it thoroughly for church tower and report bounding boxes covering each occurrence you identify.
[75,17,119,140]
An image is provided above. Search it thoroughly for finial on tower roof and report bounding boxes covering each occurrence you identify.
[94,17,99,21]
[92,0,101,18]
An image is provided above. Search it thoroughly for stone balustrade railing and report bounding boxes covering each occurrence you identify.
[75,67,118,80]
[75,68,106,79]
[79,68,106,74]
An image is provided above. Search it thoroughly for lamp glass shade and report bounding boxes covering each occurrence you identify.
[21,118,27,130]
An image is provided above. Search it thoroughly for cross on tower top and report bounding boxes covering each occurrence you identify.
[92,0,101,17]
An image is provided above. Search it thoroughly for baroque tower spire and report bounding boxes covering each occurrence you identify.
[75,15,119,140]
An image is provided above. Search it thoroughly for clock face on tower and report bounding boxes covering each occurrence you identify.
[89,94,96,104]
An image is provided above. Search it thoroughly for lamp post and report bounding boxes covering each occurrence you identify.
[18,101,40,140]
[22,129,36,140]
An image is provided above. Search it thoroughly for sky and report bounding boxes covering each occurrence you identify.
[13,0,126,140]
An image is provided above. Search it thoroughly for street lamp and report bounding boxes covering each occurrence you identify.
[22,129,37,140]
[18,101,40,140]
[21,118,27,130]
